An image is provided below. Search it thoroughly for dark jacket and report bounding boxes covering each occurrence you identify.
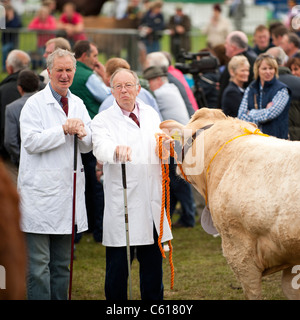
[1,10,22,45]
[0,72,22,158]
[221,81,244,117]
[278,66,300,140]
[168,14,191,59]
[0,72,45,158]
[4,92,35,165]
[140,10,165,42]
[247,77,291,139]
[218,50,256,108]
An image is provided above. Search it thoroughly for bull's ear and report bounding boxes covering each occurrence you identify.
[159,120,184,135]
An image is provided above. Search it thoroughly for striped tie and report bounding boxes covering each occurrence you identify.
[129,112,140,127]
[61,96,68,116]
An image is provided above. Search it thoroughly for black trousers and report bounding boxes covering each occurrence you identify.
[105,230,163,300]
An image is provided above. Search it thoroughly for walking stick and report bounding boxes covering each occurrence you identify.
[69,135,78,300]
[121,163,132,300]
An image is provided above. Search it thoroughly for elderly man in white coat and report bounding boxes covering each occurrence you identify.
[18,48,92,300]
[91,68,173,300]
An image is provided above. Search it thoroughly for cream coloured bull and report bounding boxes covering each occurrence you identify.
[160,108,300,300]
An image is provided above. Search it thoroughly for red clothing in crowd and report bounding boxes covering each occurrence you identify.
[58,11,87,42]
[28,15,56,47]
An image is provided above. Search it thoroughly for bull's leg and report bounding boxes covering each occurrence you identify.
[222,235,263,300]
[236,269,262,300]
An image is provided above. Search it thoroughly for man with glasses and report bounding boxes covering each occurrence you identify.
[91,68,173,300]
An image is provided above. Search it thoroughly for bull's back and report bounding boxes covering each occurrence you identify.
[210,136,300,257]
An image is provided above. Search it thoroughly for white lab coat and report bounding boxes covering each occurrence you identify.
[18,84,92,234]
[91,100,173,247]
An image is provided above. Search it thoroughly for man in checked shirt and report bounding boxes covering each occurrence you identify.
[238,53,291,139]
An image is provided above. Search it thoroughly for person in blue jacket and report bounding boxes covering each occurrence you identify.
[1,4,22,71]
[139,0,165,53]
[238,53,291,139]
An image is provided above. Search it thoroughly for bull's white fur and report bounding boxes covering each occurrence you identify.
[160,108,300,300]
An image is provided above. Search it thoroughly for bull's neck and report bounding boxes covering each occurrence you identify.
[185,120,247,206]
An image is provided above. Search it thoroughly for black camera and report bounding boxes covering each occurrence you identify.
[175,50,219,75]
[175,50,220,109]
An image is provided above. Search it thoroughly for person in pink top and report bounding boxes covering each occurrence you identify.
[57,2,87,46]
[163,51,199,111]
[28,6,56,49]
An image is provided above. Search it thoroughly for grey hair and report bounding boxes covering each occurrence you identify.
[6,50,31,73]
[145,52,169,69]
[47,48,76,72]
[110,68,140,87]
[229,31,248,50]
[266,46,287,66]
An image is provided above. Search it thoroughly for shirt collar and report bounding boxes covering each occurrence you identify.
[120,101,140,119]
[49,82,70,106]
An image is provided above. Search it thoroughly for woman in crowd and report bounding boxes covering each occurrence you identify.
[57,2,87,46]
[286,56,300,77]
[139,0,165,53]
[28,5,56,67]
[221,55,249,117]
[238,54,291,139]
[202,4,232,49]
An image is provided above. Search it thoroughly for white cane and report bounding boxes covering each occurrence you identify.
[69,135,78,300]
[121,163,132,300]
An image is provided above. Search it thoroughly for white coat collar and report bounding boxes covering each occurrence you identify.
[111,97,149,125]
[44,83,72,105]
[42,83,75,118]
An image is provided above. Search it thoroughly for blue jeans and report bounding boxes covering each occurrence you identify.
[143,39,160,53]
[25,233,71,300]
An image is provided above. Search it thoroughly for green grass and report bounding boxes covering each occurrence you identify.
[71,214,285,300]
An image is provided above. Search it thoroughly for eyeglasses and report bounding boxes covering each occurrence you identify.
[111,83,137,91]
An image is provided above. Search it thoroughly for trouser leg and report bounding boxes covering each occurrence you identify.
[105,246,134,300]
[49,234,71,300]
[25,233,51,300]
[136,237,163,300]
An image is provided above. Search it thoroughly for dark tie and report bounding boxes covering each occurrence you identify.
[129,112,140,127]
[61,96,68,116]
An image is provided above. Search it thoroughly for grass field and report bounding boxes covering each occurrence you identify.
[71,212,286,300]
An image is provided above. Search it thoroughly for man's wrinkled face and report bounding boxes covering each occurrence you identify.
[111,70,141,112]
[48,55,75,96]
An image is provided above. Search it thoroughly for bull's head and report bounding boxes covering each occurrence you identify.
[159,108,227,176]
